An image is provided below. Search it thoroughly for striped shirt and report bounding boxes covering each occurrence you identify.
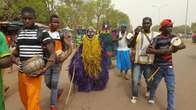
[153,34,174,66]
[16,26,51,61]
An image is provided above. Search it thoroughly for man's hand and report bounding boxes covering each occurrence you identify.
[134,26,142,36]
[146,44,155,53]
[30,67,47,78]
[169,46,178,53]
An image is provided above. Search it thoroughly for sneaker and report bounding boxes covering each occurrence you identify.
[130,97,137,104]
[50,105,58,110]
[148,99,155,104]
[145,91,150,97]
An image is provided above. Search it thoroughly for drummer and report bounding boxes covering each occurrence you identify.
[12,7,55,110]
[146,19,185,110]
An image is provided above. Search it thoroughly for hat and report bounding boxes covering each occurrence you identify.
[160,19,173,29]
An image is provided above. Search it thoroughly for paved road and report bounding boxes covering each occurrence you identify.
[4,42,196,110]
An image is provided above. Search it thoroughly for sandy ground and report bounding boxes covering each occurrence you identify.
[3,41,196,110]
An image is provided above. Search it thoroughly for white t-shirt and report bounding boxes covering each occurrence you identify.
[48,31,61,40]
[117,32,133,51]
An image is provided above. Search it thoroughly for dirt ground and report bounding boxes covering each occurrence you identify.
[3,41,196,110]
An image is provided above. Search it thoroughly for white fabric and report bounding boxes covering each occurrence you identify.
[117,32,133,51]
[134,31,159,64]
[48,31,61,40]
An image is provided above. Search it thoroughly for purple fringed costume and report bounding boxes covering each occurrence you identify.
[68,45,109,92]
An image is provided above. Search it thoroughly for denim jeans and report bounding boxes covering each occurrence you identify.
[131,64,152,97]
[149,66,175,110]
[44,63,62,106]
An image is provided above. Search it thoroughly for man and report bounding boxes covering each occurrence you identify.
[147,19,185,110]
[99,22,114,69]
[44,15,72,110]
[0,31,13,110]
[12,7,55,110]
[115,24,132,80]
[69,27,109,92]
[130,17,159,103]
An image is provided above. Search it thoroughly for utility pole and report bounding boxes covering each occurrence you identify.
[185,0,189,36]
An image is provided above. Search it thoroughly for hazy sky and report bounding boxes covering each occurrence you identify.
[111,0,196,28]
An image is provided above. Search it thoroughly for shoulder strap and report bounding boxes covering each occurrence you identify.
[143,32,152,44]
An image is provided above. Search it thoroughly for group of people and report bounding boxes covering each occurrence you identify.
[0,6,186,110]
[0,7,72,110]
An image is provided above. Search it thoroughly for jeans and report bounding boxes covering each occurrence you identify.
[44,63,62,106]
[132,64,152,97]
[149,66,175,110]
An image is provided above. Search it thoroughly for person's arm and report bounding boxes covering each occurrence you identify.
[0,32,13,68]
[146,38,177,55]
[40,32,55,73]
[128,26,141,48]
[112,34,122,42]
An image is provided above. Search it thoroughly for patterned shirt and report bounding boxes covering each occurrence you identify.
[153,34,174,66]
[16,25,51,61]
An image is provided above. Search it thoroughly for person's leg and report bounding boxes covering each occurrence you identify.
[149,68,164,101]
[143,64,153,96]
[0,73,5,110]
[164,67,175,110]
[18,73,28,109]
[131,64,142,103]
[26,74,42,110]
[44,68,52,89]
[50,64,62,107]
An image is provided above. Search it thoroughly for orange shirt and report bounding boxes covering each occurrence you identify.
[48,31,63,52]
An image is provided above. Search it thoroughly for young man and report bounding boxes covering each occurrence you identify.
[116,24,132,80]
[13,7,55,110]
[130,17,159,103]
[147,19,185,110]
[69,27,109,92]
[0,31,13,110]
[44,15,72,110]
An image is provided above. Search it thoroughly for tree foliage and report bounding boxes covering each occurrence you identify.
[0,0,132,31]
[191,22,196,33]
[173,25,191,34]
[151,25,160,32]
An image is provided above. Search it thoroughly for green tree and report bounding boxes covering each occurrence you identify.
[0,0,51,23]
[173,25,191,34]
[191,22,196,33]
[151,25,160,32]
[103,8,132,31]
[95,0,111,30]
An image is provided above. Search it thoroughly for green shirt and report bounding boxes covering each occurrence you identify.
[0,32,11,110]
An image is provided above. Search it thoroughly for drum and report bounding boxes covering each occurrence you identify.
[21,56,45,77]
[171,37,182,47]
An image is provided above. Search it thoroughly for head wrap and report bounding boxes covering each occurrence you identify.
[160,19,173,29]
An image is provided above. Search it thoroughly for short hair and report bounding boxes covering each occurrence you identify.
[50,14,59,22]
[21,7,35,17]
[143,17,152,23]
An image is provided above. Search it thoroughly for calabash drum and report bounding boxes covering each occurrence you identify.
[21,56,45,77]
[171,37,182,47]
